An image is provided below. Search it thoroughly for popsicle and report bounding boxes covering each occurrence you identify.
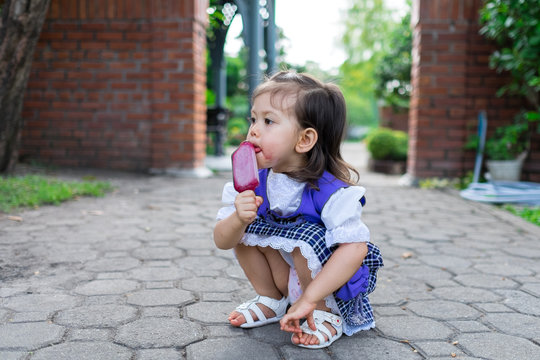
[231,141,260,192]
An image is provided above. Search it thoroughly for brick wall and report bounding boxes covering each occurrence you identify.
[20,0,208,172]
[379,106,409,133]
[409,0,535,180]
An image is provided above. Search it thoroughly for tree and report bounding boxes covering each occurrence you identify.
[0,0,51,174]
[339,0,401,127]
[479,0,540,121]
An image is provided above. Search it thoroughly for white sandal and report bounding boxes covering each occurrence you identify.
[295,310,343,349]
[234,295,289,328]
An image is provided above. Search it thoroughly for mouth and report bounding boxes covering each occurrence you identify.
[254,146,262,153]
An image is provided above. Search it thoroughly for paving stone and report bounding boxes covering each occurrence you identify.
[522,283,540,297]
[126,288,194,307]
[497,289,540,316]
[279,344,332,359]
[406,300,481,320]
[116,318,204,348]
[474,263,533,276]
[185,301,232,324]
[84,258,140,272]
[376,316,453,340]
[128,266,191,281]
[0,322,65,350]
[0,351,26,360]
[414,340,466,358]
[176,256,229,271]
[66,328,112,341]
[418,255,472,270]
[182,277,240,293]
[31,342,132,360]
[55,304,137,327]
[74,279,139,296]
[484,313,540,338]
[454,274,519,289]
[141,307,179,318]
[473,303,513,313]
[132,247,184,260]
[431,287,502,303]
[3,293,79,312]
[9,311,49,323]
[145,281,175,289]
[249,323,291,345]
[457,332,540,360]
[447,320,491,333]
[186,338,280,360]
[331,333,423,359]
[137,348,183,360]
[206,325,244,337]
[375,306,408,317]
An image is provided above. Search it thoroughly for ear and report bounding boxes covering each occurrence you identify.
[295,127,318,154]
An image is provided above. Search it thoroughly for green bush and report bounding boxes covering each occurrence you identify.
[226,117,249,146]
[365,127,408,161]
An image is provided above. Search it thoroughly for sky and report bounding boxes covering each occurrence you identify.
[225,0,408,72]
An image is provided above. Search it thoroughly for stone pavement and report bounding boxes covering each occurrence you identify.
[1,142,540,360]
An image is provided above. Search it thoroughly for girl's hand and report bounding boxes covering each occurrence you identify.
[234,191,263,225]
[280,296,317,334]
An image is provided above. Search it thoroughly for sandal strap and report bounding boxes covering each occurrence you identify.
[256,295,288,315]
[312,309,342,328]
[235,295,288,326]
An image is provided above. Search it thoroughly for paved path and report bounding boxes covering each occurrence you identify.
[1,143,540,359]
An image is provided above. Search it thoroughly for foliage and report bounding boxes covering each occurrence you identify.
[503,204,540,227]
[342,0,396,64]
[339,0,408,127]
[0,175,112,213]
[365,127,408,161]
[484,121,529,160]
[374,8,412,110]
[479,0,540,120]
[465,112,531,160]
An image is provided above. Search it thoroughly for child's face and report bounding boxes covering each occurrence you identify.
[247,92,305,173]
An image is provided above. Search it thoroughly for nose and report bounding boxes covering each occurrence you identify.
[249,121,259,138]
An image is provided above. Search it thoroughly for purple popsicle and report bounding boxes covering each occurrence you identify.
[231,141,260,192]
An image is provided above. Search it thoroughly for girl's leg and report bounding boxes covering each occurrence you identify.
[290,247,337,346]
[229,244,290,327]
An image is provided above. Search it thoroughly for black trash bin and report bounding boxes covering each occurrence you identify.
[206,107,230,156]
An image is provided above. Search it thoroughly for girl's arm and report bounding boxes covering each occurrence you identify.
[213,190,263,250]
[280,241,368,332]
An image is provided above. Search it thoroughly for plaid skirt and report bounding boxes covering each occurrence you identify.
[245,216,383,334]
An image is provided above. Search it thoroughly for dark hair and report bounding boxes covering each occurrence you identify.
[252,71,359,186]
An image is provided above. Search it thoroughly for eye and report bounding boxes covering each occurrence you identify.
[264,118,274,125]
[247,117,256,124]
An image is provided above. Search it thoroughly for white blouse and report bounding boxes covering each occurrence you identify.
[216,170,370,247]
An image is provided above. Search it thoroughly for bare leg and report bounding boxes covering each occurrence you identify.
[290,248,337,346]
[229,244,290,327]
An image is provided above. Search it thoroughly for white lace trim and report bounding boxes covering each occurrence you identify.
[325,218,370,247]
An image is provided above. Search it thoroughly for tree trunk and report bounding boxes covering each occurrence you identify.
[0,0,51,174]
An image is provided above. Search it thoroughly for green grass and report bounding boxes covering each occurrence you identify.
[0,175,112,213]
[503,205,540,227]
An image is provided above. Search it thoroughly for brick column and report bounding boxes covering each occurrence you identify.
[21,0,209,174]
[408,0,524,180]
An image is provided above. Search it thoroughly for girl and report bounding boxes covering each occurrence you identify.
[214,71,382,349]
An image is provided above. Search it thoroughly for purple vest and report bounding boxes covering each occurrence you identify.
[254,169,363,225]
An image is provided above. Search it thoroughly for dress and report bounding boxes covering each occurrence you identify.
[216,169,383,336]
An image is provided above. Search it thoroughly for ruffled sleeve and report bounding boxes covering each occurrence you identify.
[216,182,238,221]
[321,186,370,247]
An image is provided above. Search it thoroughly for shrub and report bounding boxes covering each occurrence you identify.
[366,127,408,161]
